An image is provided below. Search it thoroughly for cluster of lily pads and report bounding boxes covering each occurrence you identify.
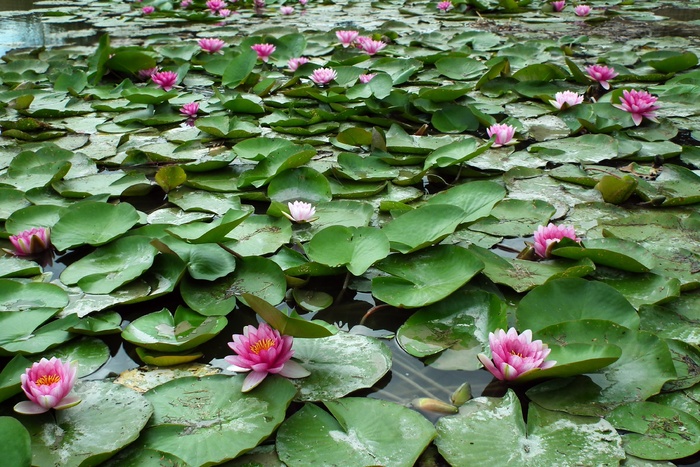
[1,0,700,465]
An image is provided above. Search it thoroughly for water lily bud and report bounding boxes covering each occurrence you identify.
[450,382,472,407]
[412,397,458,414]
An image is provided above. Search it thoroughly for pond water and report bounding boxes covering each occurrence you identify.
[2,0,700,465]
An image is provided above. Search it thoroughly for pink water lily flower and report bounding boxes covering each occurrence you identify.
[251,43,276,62]
[282,200,317,223]
[180,0,192,7]
[299,0,308,5]
[151,70,178,91]
[142,6,155,14]
[585,64,618,90]
[533,223,580,258]
[138,67,159,80]
[8,227,51,256]
[336,30,359,48]
[225,323,310,392]
[219,8,232,17]
[437,1,453,12]
[14,358,81,415]
[613,89,660,126]
[486,123,516,147]
[360,39,387,56]
[280,5,294,14]
[359,73,376,84]
[206,0,226,12]
[310,67,337,85]
[552,0,565,11]
[287,57,310,71]
[550,90,584,110]
[180,102,199,118]
[477,328,556,381]
[574,4,591,16]
[198,38,226,53]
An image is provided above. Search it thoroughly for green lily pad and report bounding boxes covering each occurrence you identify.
[382,204,466,254]
[469,198,556,237]
[291,332,392,401]
[307,225,390,275]
[372,245,484,308]
[396,289,507,370]
[51,201,140,251]
[607,401,700,460]
[122,307,227,352]
[60,236,158,294]
[19,380,153,467]
[426,180,507,224]
[140,375,296,466]
[517,278,640,332]
[0,280,68,312]
[180,273,238,316]
[0,416,31,467]
[277,398,436,467]
[551,237,654,273]
[0,256,42,279]
[243,294,334,338]
[435,390,625,466]
[0,354,32,403]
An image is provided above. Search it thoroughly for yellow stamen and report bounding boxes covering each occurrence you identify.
[249,338,276,354]
[35,374,61,386]
[510,350,523,358]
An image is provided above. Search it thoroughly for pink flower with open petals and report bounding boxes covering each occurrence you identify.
[219,8,232,17]
[486,123,516,147]
[287,57,310,71]
[8,227,51,256]
[251,43,276,62]
[336,30,359,48]
[225,323,310,392]
[282,201,317,223]
[574,4,591,16]
[533,223,580,258]
[14,358,81,415]
[206,0,226,12]
[180,102,199,118]
[585,64,618,90]
[552,0,565,11]
[359,73,376,84]
[613,89,660,126]
[437,1,453,11]
[360,39,387,56]
[151,70,178,91]
[198,38,226,53]
[310,67,337,85]
[280,5,294,14]
[550,90,584,110]
[478,328,556,381]
[142,6,155,14]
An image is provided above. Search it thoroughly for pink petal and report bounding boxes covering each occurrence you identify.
[278,360,310,379]
[242,371,269,392]
[14,401,50,415]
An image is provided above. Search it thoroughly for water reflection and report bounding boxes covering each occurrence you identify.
[0,0,98,57]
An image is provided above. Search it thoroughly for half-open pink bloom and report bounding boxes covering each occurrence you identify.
[336,30,359,48]
[282,200,317,223]
[299,0,307,5]
[225,323,310,392]
[206,0,226,12]
[359,73,376,84]
[486,123,516,147]
[251,43,276,62]
[552,0,565,11]
[180,0,192,8]
[360,39,387,56]
[142,6,155,14]
[14,358,81,415]
[574,4,591,16]
[138,67,159,80]
[533,223,580,258]
[613,89,660,126]
[219,8,232,17]
[280,5,294,14]
[585,64,618,90]
[477,328,556,381]
[309,67,337,85]
[180,102,199,118]
[287,57,310,71]
[151,70,178,91]
[9,227,51,256]
[437,1,453,11]
[199,38,226,53]
[550,90,584,110]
